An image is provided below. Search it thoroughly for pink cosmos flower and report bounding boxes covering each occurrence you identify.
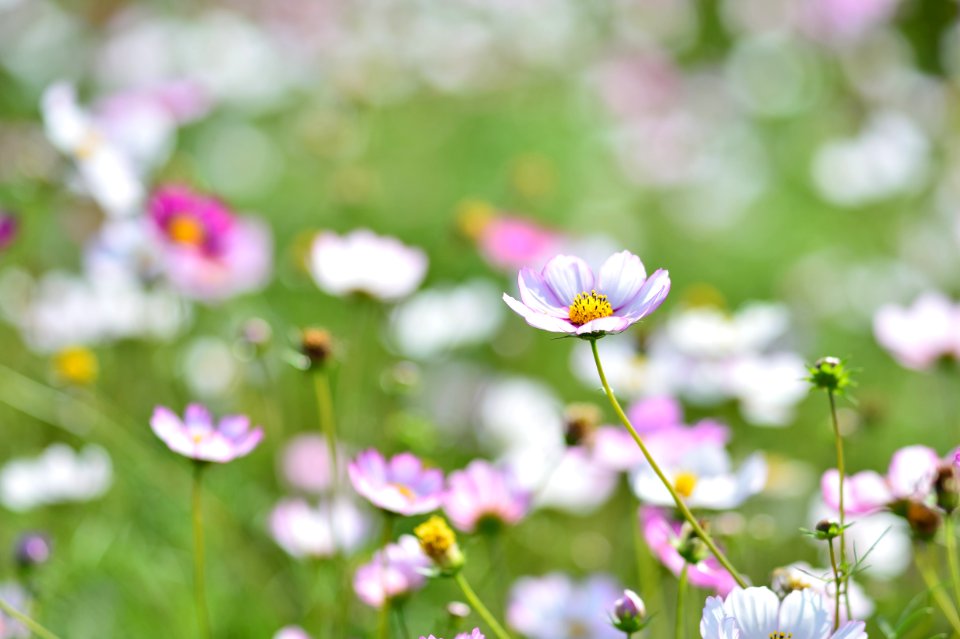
[0,212,18,252]
[273,626,311,639]
[873,293,960,370]
[269,496,370,558]
[420,631,484,639]
[443,460,531,533]
[348,450,444,516]
[642,507,737,596]
[281,434,344,493]
[353,535,431,608]
[478,216,562,271]
[148,185,273,301]
[502,251,670,337]
[822,445,942,515]
[150,404,263,463]
[507,573,623,639]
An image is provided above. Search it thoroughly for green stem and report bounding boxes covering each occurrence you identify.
[828,537,841,632]
[377,516,395,639]
[633,508,665,637]
[590,340,747,588]
[454,572,513,639]
[827,391,851,621]
[916,544,960,635]
[0,596,60,639]
[947,517,960,612]
[192,463,212,639]
[395,603,411,639]
[675,564,688,639]
[313,370,339,483]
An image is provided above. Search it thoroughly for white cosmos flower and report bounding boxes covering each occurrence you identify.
[309,229,427,302]
[772,562,874,624]
[631,444,766,510]
[269,496,371,558]
[701,587,866,639]
[0,444,112,511]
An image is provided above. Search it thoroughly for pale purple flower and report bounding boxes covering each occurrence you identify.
[281,434,343,493]
[507,573,623,639]
[272,626,311,639]
[642,507,737,596]
[269,497,370,558]
[348,450,444,516]
[822,445,941,515]
[701,587,866,639]
[310,229,428,301]
[443,460,531,533]
[873,293,960,370]
[0,213,18,252]
[503,251,670,337]
[150,404,263,463]
[14,532,52,568]
[353,535,431,608]
[420,631,484,639]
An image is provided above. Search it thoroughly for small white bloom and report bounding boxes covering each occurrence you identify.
[1,444,112,511]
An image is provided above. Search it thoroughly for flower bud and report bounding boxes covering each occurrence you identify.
[300,328,334,368]
[15,532,51,569]
[806,356,852,393]
[563,403,601,447]
[414,516,465,574]
[611,589,647,633]
[935,465,960,514]
[675,521,709,565]
[905,500,942,541]
[446,602,470,619]
[813,519,841,541]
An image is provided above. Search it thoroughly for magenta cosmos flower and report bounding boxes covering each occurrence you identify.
[0,212,18,252]
[443,460,531,533]
[353,534,431,607]
[348,449,444,516]
[150,404,263,463]
[502,251,670,337]
[148,185,272,301]
[642,507,737,595]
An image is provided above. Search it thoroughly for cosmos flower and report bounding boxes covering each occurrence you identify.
[272,627,311,639]
[348,450,444,516]
[700,587,866,639]
[0,212,18,252]
[353,535,431,608]
[507,573,623,639]
[148,185,273,302]
[631,442,766,510]
[771,562,875,624]
[150,404,263,463]
[642,507,737,595]
[443,460,531,533]
[0,444,112,512]
[310,229,427,301]
[502,251,670,337]
[822,445,942,515]
[873,293,960,370]
[281,434,344,494]
[420,631,484,639]
[269,497,371,558]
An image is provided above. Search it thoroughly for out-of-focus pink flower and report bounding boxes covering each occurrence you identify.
[507,573,623,639]
[348,450,444,516]
[802,0,900,43]
[420,631,484,639]
[310,229,427,301]
[822,445,941,515]
[443,460,531,533]
[150,404,263,463]
[478,216,562,271]
[272,626,312,639]
[148,185,272,302]
[502,251,671,337]
[353,535,431,608]
[873,293,960,370]
[281,434,343,493]
[641,507,737,595]
[269,496,370,558]
[0,212,18,252]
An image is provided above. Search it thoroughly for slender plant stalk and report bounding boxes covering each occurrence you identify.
[454,572,513,639]
[192,463,212,639]
[633,507,666,636]
[0,596,60,639]
[828,537,842,632]
[313,370,339,482]
[377,516,395,639]
[675,564,688,639]
[916,544,960,635]
[827,391,852,620]
[395,603,411,639]
[590,340,748,588]
[947,517,960,612]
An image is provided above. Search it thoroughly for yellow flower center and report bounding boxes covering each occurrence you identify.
[53,347,98,385]
[769,633,793,639]
[74,131,102,160]
[414,515,457,562]
[168,214,206,246]
[674,472,698,499]
[390,483,415,500]
[568,290,613,326]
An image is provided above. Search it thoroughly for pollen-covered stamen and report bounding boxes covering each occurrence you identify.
[167,214,206,246]
[769,633,793,639]
[674,472,698,499]
[568,290,614,325]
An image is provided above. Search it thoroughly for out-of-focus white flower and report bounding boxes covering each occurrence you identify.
[181,337,237,398]
[477,377,563,452]
[809,498,911,580]
[728,353,809,426]
[812,111,929,207]
[390,280,503,359]
[0,444,112,511]
[310,229,427,302]
[269,496,371,558]
[41,83,145,218]
[772,562,874,623]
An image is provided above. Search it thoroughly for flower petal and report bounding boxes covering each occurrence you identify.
[575,315,633,335]
[541,255,594,305]
[778,590,830,639]
[887,445,939,500]
[518,268,568,318]
[619,268,671,320]
[503,294,576,333]
[724,587,778,639]
[597,251,647,309]
[831,622,867,639]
